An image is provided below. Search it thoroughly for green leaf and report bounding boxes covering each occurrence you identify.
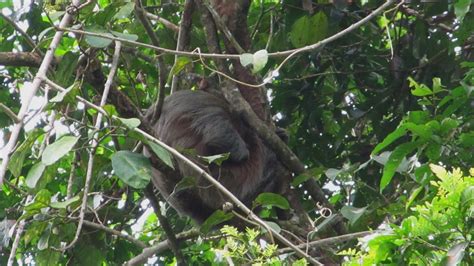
[37,224,51,250]
[200,210,234,234]
[454,0,471,22]
[148,142,174,169]
[411,85,433,96]
[290,12,328,48]
[25,163,46,189]
[372,126,407,155]
[53,52,79,87]
[404,122,432,139]
[85,26,113,48]
[25,189,52,212]
[252,49,268,73]
[50,196,80,209]
[110,30,139,41]
[117,117,141,129]
[325,168,342,181]
[171,176,196,195]
[171,57,192,76]
[406,186,423,210]
[113,2,135,20]
[341,205,367,226]
[239,53,253,67]
[42,136,79,166]
[432,77,444,93]
[111,151,152,189]
[460,186,474,215]
[50,82,79,103]
[200,153,230,166]
[380,142,418,192]
[459,132,474,147]
[8,133,38,177]
[254,193,290,210]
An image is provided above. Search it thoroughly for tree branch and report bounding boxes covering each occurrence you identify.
[0,0,83,185]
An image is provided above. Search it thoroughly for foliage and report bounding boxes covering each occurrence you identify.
[342,165,474,265]
[0,0,472,265]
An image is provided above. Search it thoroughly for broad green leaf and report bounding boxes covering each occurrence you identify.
[406,186,423,210]
[171,176,196,195]
[25,189,52,212]
[170,57,192,76]
[291,172,312,186]
[408,111,429,124]
[254,193,290,210]
[37,224,51,250]
[372,126,407,155]
[50,196,80,209]
[111,151,152,189]
[8,132,38,177]
[290,12,328,48]
[42,136,79,166]
[380,142,418,191]
[252,49,268,73]
[200,153,229,166]
[263,221,281,234]
[454,0,471,21]
[113,2,135,20]
[239,53,253,67]
[411,85,433,96]
[404,123,432,139]
[110,30,139,41]
[325,168,342,180]
[85,26,113,48]
[341,205,367,226]
[200,210,234,234]
[408,77,433,96]
[50,82,79,103]
[459,132,474,147]
[432,77,444,93]
[148,142,174,169]
[25,163,46,189]
[117,117,141,129]
[53,52,79,87]
[430,164,447,179]
[460,186,474,215]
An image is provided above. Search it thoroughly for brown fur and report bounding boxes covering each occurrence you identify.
[149,90,288,223]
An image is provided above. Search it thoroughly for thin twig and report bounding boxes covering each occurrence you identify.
[277,230,379,255]
[57,41,122,251]
[80,219,147,248]
[0,103,20,123]
[0,13,40,55]
[7,196,33,266]
[0,0,83,185]
[66,152,79,200]
[143,9,180,32]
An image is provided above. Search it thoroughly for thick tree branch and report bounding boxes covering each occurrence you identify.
[170,0,195,93]
[0,52,42,67]
[144,185,186,265]
[134,0,168,123]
